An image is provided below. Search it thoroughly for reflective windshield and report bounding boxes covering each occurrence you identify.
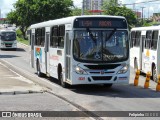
[73,30,129,62]
[0,32,16,41]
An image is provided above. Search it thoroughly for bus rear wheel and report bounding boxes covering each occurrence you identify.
[59,72,69,88]
[152,66,158,82]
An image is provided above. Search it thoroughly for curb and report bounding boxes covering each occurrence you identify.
[18,41,29,47]
[0,90,45,95]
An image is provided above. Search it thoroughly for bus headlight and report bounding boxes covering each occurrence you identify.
[118,64,129,74]
[75,66,88,75]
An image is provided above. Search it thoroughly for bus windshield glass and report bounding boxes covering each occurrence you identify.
[1,32,16,41]
[73,30,129,62]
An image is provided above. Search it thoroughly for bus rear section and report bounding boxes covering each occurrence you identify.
[0,29,17,50]
[130,26,160,82]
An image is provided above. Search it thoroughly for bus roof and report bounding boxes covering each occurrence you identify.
[131,26,160,31]
[0,29,16,32]
[30,15,126,29]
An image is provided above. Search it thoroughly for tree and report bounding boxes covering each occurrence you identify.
[71,8,82,16]
[7,0,73,39]
[102,0,137,28]
[71,7,92,16]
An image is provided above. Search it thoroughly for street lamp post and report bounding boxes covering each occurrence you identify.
[81,0,84,15]
[141,7,145,25]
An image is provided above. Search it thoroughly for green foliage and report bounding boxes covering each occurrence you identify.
[17,37,29,45]
[71,8,93,16]
[102,0,137,29]
[102,0,119,8]
[71,8,81,16]
[16,29,23,38]
[16,28,28,45]
[7,0,73,39]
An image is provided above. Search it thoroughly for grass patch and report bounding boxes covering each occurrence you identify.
[16,29,29,45]
[17,37,29,45]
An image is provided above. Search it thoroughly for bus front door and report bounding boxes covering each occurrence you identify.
[65,31,71,81]
[31,29,35,68]
[140,35,145,70]
[45,32,50,76]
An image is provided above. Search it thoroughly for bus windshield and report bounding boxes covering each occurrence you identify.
[1,32,16,41]
[73,30,129,63]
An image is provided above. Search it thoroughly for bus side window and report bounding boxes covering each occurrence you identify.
[38,28,41,46]
[50,26,58,48]
[145,30,152,49]
[134,31,141,47]
[58,25,65,48]
[41,28,45,47]
[151,30,158,50]
[131,31,135,48]
[35,28,45,47]
[35,29,40,46]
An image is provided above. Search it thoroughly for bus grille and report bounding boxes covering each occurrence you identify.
[5,43,12,47]
[84,64,120,70]
[92,76,112,81]
[89,71,114,74]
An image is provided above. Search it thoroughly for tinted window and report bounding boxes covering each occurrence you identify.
[151,30,158,50]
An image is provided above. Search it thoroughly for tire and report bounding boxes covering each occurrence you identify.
[103,84,113,88]
[152,66,157,82]
[37,61,43,77]
[59,72,69,88]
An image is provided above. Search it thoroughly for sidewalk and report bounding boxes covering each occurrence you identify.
[0,62,45,95]
[129,68,159,92]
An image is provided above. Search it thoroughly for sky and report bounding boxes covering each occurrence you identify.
[0,0,160,18]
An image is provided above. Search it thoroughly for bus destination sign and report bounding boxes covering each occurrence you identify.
[74,18,127,28]
[81,20,112,27]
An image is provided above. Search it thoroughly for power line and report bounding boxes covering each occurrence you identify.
[123,0,160,5]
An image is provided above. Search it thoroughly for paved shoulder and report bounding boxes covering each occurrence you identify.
[0,62,45,95]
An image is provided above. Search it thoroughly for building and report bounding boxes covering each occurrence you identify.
[83,0,118,12]
[152,13,160,22]
[82,0,118,13]
[134,11,141,19]
[83,0,104,11]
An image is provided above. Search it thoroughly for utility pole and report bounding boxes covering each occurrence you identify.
[81,0,84,15]
[148,7,150,19]
[141,7,145,26]
[0,9,1,18]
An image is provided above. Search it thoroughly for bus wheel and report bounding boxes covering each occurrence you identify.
[59,72,69,88]
[103,84,113,88]
[152,66,157,82]
[37,62,42,77]
[134,59,138,72]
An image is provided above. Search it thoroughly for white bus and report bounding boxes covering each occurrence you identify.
[130,26,160,82]
[30,15,130,87]
[0,29,17,50]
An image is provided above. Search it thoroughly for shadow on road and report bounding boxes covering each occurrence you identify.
[0,55,19,58]
[0,48,25,52]
[41,74,160,98]
[68,84,160,98]
[16,48,26,52]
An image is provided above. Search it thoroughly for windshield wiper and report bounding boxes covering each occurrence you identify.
[86,28,96,44]
[106,28,117,41]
